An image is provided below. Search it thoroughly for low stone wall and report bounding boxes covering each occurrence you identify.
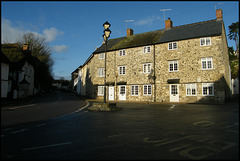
[88,102,120,111]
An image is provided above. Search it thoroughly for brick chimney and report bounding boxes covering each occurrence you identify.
[22,43,29,51]
[216,9,223,20]
[165,18,173,29]
[127,28,134,37]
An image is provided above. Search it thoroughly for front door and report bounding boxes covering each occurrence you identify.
[108,86,114,101]
[119,85,126,100]
[170,84,179,102]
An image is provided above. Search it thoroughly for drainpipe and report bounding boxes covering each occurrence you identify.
[153,45,156,102]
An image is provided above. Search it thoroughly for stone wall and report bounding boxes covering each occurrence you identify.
[79,34,230,103]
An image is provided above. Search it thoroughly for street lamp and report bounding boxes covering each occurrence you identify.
[103,21,111,103]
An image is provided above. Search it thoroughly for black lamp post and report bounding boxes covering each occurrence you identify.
[103,21,111,103]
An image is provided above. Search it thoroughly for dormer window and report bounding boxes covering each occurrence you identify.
[200,37,211,46]
[168,42,177,50]
[119,49,126,56]
[143,46,151,53]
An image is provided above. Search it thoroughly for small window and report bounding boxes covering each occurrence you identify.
[98,68,105,77]
[201,58,213,70]
[119,49,126,56]
[98,86,105,96]
[143,63,151,73]
[200,37,211,46]
[99,53,105,59]
[169,60,178,72]
[202,83,214,96]
[143,85,152,95]
[131,85,139,96]
[168,42,178,50]
[186,83,197,96]
[143,46,151,53]
[119,66,126,75]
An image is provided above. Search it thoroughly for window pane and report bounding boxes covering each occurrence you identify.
[148,85,151,94]
[144,86,147,95]
[203,87,208,95]
[169,63,173,71]
[207,60,212,68]
[173,42,177,49]
[147,46,150,52]
[201,39,205,46]
[206,38,211,45]
[135,86,138,95]
[192,89,196,95]
[169,43,172,49]
[202,61,206,69]
[148,64,151,73]
[174,62,178,70]
[208,86,213,95]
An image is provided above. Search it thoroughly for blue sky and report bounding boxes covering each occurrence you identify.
[1,1,239,80]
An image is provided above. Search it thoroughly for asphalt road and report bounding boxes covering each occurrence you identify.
[1,94,239,160]
[1,90,87,127]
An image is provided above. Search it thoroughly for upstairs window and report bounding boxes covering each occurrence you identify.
[200,37,211,46]
[201,57,213,70]
[119,66,126,75]
[143,63,151,73]
[168,42,178,50]
[98,68,105,77]
[169,60,178,72]
[119,49,126,56]
[143,46,151,53]
[99,53,105,59]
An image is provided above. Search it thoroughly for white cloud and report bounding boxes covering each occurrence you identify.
[134,16,161,26]
[1,19,25,43]
[43,27,64,42]
[53,45,68,53]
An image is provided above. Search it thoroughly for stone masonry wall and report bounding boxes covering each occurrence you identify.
[81,34,230,103]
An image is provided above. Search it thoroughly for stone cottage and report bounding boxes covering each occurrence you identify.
[74,9,231,104]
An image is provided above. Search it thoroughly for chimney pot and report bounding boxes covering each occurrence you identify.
[127,28,134,37]
[216,9,223,20]
[165,18,173,29]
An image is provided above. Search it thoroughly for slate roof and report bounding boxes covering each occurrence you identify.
[93,19,223,54]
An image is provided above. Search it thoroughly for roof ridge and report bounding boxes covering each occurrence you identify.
[171,19,217,29]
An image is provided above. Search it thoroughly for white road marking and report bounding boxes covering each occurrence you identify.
[11,129,28,134]
[8,104,36,110]
[169,104,175,111]
[22,142,72,151]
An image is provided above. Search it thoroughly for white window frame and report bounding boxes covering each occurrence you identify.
[168,42,178,50]
[99,53,105,59]
[200,37,211,46]
[143,63,152,73]
[143,46,151,53]
[131,85,139,96]
[119,49,126,56]
[98,86,105,96]
[143,85,152,95]
[202,83,214,96]
[186,83,197,96]
[169,60,178,72]
[201,57,213,70]
[98,68,105,77]
[119,66,126,75]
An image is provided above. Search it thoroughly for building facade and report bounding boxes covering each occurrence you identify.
[73,9,231,104]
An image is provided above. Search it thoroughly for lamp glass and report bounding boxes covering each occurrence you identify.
[104,29,111,38]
